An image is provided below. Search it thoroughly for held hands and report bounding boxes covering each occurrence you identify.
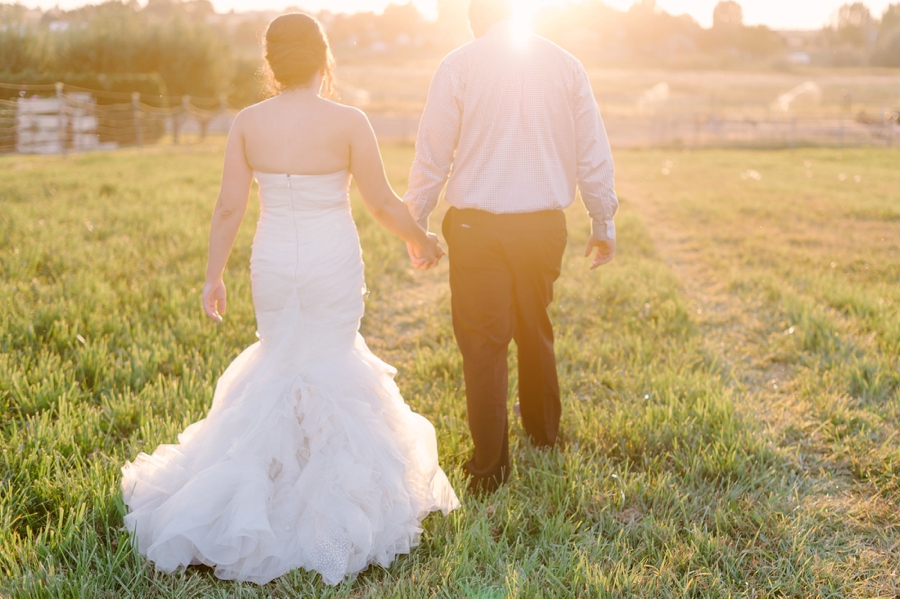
[406,232,445,270]
[584,236,616,270]
[202,278,227,323]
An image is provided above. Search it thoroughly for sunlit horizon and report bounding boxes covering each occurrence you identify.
[8,0,899,30]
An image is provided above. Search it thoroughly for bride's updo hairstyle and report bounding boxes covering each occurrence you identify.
[263,13,337,98]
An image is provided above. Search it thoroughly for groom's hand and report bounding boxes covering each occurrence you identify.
[407,233,444,270]
[406,242,429,269]
[584,236,616,270]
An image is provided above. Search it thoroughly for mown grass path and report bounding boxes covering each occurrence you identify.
[1,143,897,598]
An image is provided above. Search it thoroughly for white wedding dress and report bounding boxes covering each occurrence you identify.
[121,170,459,586]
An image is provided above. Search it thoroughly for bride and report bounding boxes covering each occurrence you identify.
[121,13,459,586]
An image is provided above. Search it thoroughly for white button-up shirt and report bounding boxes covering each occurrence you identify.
[404,21,618,241]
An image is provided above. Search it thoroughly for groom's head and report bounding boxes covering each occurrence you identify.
[468,0,513,38]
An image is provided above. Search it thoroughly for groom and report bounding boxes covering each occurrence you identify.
[404,0,619,495]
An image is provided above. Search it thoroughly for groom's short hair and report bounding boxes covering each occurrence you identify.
[468,0,513,26]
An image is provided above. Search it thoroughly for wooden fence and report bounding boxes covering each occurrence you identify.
[2,81,898,155]
[0,82,234,155]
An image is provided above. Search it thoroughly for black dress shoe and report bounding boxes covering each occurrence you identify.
[464,460,508,498]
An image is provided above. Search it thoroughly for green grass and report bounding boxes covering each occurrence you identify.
[1,142,898,597]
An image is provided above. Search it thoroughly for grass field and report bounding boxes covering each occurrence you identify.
[1,142,898,598]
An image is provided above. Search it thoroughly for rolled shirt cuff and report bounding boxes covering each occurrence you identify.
[592,218,616,242]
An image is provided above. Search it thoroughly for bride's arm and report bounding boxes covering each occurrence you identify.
[347,109,442,267]
[203,114,253,322]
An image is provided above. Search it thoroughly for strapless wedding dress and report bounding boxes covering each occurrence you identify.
[121,170,459,586]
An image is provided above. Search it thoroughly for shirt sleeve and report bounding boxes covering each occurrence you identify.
[403,60,462,231]
[572,62,618,242]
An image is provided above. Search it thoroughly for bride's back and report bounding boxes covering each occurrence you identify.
[240,93,355,176]
[236,12,352,177]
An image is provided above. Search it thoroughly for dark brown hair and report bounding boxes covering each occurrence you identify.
[263,13,336,98]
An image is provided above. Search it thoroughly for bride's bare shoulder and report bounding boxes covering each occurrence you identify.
[322,99,369,127]
[226,100,268,139]
[229,96,370,144]
[233,96,278,123]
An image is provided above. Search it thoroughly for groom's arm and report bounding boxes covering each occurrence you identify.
[404,61,462,231]
[572,63,618,243]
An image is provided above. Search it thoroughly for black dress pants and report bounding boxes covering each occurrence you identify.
[442,207,567,494]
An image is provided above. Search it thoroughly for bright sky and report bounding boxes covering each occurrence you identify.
[12,0,898,30]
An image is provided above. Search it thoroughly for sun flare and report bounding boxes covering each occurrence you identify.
[510,0,568,32]
[508,0,568,46]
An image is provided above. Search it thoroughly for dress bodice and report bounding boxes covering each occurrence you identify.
[249,169,365,356]
[253,170,352,217]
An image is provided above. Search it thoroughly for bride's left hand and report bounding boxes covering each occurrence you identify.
[202,279,227,322]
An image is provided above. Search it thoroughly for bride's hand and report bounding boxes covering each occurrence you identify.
[202,279,227,322]
[408,233,444,270]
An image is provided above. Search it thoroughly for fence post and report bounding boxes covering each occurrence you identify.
[886,108,893,149]
[838,116,844,150]
[55,82,67,155]
[132,92,143,147]
[172,107,179,146]
[200,98,209,141]
[182,95,191,142]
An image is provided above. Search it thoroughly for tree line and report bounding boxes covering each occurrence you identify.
[1,0,898,109]
[1,0,235,104]
[529,0,900,68]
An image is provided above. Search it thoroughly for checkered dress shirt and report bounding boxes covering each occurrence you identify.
[404,21,618,241]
